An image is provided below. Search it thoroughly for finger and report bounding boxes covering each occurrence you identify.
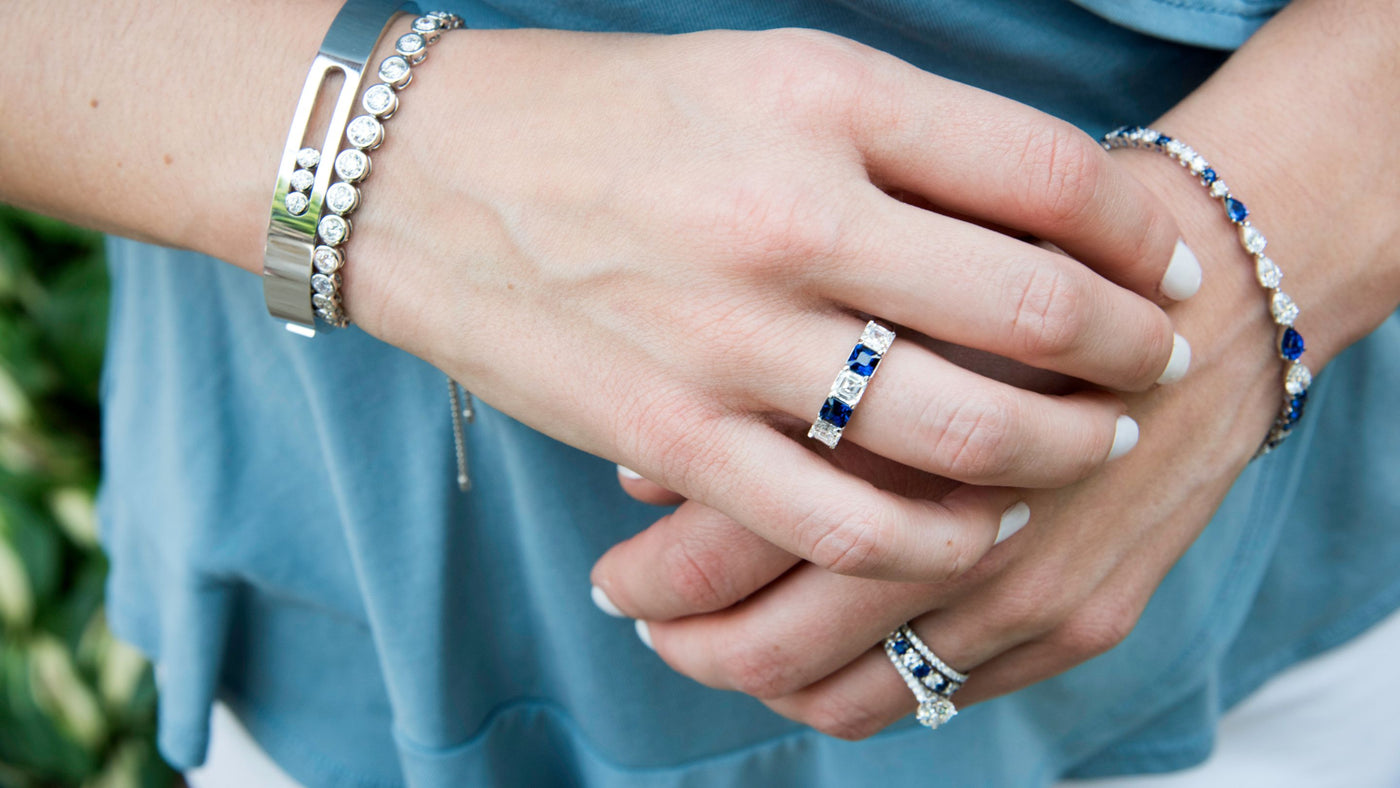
[616,464,686,506]
[639,417,1019,581]
[591,500,797,621]
[831,193,1186,391]
[762,316,1141,488]
[850,64,1198,302]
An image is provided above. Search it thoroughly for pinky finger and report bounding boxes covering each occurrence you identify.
[617,464,686,506]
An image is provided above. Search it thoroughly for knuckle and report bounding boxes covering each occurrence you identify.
[802,691,891,741]
[658,535,738,613]
[803,511,887,576]
[1015,123,1103,227]
[926,394,1018,481]
[751,29,872,122]
[995,571,1076,636]
[719,637,800,699]
[1055,595,1144,660]
[1004,262,1087,360]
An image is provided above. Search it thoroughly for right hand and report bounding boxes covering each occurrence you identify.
[346,26,1193,581]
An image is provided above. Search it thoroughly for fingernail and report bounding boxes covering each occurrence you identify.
[994,501,1031,545]
[591,585,626,618]
[1156,333,1192,385]
[1107,415,1139,461]
[635,619,654,651]
[1161,240,1202,301]
[617,464,644,481]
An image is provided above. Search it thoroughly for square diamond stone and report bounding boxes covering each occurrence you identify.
[831,369,867,406]
[859,321,895,354]
[807,420,842,449]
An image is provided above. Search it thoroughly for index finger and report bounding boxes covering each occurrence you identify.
[848,51,1201,302]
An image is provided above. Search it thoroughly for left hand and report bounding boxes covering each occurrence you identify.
[586,123,1374,738]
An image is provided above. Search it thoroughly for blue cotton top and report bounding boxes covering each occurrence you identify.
[99,1,1400,785]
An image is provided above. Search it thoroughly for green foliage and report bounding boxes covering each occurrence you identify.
[0,207,174,788]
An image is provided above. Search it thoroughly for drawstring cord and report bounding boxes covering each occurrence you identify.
[447,376,473,491]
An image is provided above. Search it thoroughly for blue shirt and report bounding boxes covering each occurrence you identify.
[99,1,1399,785]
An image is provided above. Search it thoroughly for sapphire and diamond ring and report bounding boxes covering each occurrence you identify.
[807,321,896,449]
[883,624,967,730]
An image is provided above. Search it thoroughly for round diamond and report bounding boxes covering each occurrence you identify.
[411,15,443,43]
[362,83,398,117]
[289,168,315,193]
[916,698,957,729]
[1256,256,1282,289]
[1209,180,1229,198]
[318,214,350,246]
[313,246,343,273]
[1285,362,1312,395]
[334,149,370,182]
[1240,224,1267,254]
[378,55,412,87]
[396,33,427,63]
[325,181,360,215]
[284,191,309,216]
[1271,292,1299,325]
[1188,154,1207,174]
[346,115,383,150]
[295,147,321,170]
[311,272,341,297]
[312,293,337,310]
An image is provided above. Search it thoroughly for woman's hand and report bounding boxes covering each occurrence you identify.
[343,26,1195,581]
[588,0,1400,734]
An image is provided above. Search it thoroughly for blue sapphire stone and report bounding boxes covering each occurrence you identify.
[819,397,853,428]
[1201,168,1217,184]
[892,639,910,655]
[1156,134,1172,146]
[912,663,932,678]
[928,675,948,692]
[1280,327,1306,361]
[1226,197,1249,223]
[847,344,881,376]
[1286,404,1303,426]
[1294,389,1308,406]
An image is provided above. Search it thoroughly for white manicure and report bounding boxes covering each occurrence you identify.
[1161,240,1202,301]
[1156,333,1192,385]
[591,585,626,618]
[1107,415,1140,461]
[994,502,1031,545]
[617,465,644,481]
[635,619,654,651]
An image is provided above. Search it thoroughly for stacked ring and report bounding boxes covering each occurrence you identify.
[807,321,896,449]
[883,624,967,730]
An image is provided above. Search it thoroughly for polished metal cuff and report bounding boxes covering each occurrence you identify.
[262,0,419,335]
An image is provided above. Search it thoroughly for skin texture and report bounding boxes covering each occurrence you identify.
[0,4,1193,586]
[0,0,1394,744]
[592,0,1400,738]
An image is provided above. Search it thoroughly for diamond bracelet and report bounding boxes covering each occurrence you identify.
[264,0,416,334]
[1101,127,1311,457]
[312,11,463,327]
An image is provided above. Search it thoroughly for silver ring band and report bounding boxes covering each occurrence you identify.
[883,623,966,730]
[807,321,895,448]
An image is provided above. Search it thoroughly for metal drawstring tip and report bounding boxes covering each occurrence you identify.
[457,473,471,492]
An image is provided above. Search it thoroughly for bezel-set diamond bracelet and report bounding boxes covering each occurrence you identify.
[263,0,416,335]
[311,10,464,327]
[1101,127,1310,457]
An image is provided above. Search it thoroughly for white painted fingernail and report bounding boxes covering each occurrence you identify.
[591,585,626,618]
[994,502,1031,545]
[1156,333,1191,385]
[617,465,644,481]
[1107,415,1139,461]
[1161,240,1202,301]
[635,619,654,651]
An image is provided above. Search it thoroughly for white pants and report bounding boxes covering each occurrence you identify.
[188,607,1400,788]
